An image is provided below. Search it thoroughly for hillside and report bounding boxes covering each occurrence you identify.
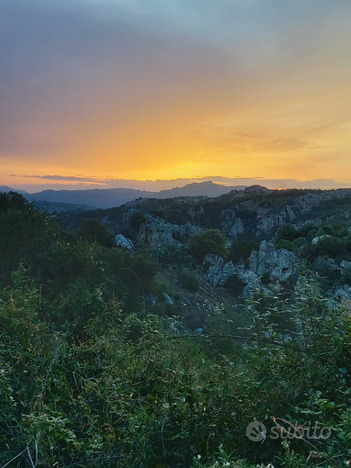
[1,188,351,467]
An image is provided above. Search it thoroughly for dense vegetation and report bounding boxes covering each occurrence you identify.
[1,192,351,468]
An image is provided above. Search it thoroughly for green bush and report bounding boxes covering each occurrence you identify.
[154,244,195,268]
[189,229,228,263]
[228,241,259,264]
[275,239,294,251]
[276,223,297,242]
[178,267,200,293]
[316,236,345,257]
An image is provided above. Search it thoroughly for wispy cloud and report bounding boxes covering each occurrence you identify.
[19,174,106,182]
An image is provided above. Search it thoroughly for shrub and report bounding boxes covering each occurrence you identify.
[275,239,294,251]
[154,244,195,268]
[131,211,146,230]
[178,268,200,293]
[77,218,114,247]
[150,209,166,219]
[228,241,260,265]
[189,229,228,263]
[225,274,244,296]
[316,236,345,257]
[276,223,297,242]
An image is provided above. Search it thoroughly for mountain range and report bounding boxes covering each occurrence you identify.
[1,182,245,209]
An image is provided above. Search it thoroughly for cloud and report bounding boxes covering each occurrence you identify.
[254,137,311,152]
[19,174,106,182]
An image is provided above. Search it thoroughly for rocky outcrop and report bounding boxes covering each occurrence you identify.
[202,254,265,298]
[256,212,286,236]
[203,254,236,287]
[256,206,295,236]
[227,218,245,239]
[234,264,263,298]
[295,192,336,213]
[114,234,134,250]
[177,222,201,240]
[221,209,245,240]
[137,217,199,248]
[286,206,295,221]
[249,241,301,282]
[138,218,181,248]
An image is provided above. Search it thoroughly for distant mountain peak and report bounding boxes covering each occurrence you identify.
[0,186,29,195]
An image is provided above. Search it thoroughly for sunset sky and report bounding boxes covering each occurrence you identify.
[1,0,351,192]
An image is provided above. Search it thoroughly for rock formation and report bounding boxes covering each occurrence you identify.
[114,234,134,251]
[249,241,301,282]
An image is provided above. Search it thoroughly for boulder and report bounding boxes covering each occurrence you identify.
[114,234,134,251]
[249,241,301,282]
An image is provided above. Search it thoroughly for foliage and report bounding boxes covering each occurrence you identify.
[276,224,298,243]
[131,211,147,230]
[77,218,115,247]
[153,243,195,268]
[228,240,260,265]
[2,196,351,467]
[177,267,200,292]
[189,229,229,263]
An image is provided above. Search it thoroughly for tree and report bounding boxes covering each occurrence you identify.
[0,191,30,212]
[275,223,297,243]
[189,229,228,263]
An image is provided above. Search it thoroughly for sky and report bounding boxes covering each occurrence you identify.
[1,0,351,192]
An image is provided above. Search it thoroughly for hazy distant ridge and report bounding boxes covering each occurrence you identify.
[23,182,245,209]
